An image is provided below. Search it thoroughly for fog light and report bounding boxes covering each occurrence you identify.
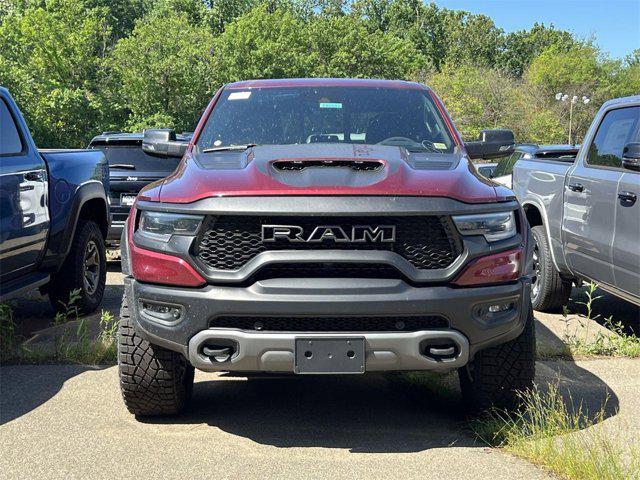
[141,301,182,322]
[488,303,511,313]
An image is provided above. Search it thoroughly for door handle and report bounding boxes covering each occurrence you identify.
[567,182,585,192]
[618,191,637,206]
[23,170,45,182]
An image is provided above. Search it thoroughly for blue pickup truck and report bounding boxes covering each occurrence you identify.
[0,88,110,313]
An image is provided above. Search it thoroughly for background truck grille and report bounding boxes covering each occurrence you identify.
[210,315,449,332]
[193,215,462,271]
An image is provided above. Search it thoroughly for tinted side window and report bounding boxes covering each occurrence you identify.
[0,99,24,155]
[494,151,521,177]
[587,106,640,168]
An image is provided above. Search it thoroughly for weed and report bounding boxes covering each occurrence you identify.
[473,384,639,480]
[0,302,16,355]
[560,282,640,358]
[4,290,117,365]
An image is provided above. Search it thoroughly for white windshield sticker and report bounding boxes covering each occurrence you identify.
[433,142,447,150]
[228,91,251,100]
[319,102,342,109]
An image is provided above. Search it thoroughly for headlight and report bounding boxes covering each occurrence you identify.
[139,211,203,236]
[452,211,516,242]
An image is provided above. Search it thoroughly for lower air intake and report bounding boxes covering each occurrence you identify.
[210,315,449,332]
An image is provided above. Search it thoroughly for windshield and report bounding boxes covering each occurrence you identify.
[195,87,456,153]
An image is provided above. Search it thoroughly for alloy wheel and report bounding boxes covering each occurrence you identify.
[83,240,100,295]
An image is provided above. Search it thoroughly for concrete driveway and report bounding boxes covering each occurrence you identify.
[0,365,545,480]
[2,262,639,479]
[2,357,635,479]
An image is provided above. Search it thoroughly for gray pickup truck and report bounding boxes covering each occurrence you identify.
[513,95,640,311]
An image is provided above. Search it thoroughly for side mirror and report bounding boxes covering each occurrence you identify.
[465,129,515,160]
[622,142,640,171]
[142,129,188,158]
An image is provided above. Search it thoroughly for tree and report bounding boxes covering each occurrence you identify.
[108,10,216,132]
[499,23,577,77]
[213,6,314,82]
[308,14,423,78]
[441,10,504,68]
[0,0,114,147]
[352,0,502,71]
[425,63,519,140]
[524,44,639,142]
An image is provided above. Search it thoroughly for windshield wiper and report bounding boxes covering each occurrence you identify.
[109,164,136,170]
[202,144,256,153]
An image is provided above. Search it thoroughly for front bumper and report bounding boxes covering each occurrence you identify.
[125,275,531,373]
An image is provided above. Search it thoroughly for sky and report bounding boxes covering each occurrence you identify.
[436,0,640,59]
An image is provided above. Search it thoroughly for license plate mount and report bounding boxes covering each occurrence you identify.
[120,194,137,206]
[294,337,365,374]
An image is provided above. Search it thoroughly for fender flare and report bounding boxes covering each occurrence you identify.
[58,181,109,261]
[521,199,571,277]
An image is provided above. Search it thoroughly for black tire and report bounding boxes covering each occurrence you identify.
[48,220,106,314]
[118,295,194,416]
[458,305,536,413]
[530,225,571,312]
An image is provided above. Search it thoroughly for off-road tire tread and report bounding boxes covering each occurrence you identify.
[118,295,194,416]
[531,225,571,312]
[459,305,536,412]
[48,219,106,314]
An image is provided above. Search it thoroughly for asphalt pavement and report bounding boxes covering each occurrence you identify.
[2,262,639,479]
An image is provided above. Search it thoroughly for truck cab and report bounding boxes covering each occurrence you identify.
[514,95,640,310]
[0,88,110,313]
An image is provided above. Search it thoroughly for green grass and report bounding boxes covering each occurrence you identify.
[1,292,118,365]
[472,384,640,480]
[559,282,640,358]
[0,301,16,353]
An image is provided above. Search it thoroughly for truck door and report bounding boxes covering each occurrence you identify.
[0,96,50,281]
[612,106,640,299]
[562,106,637,286]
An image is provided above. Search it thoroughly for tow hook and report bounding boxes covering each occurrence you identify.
[420,340,459,362]
[202,345,235,363]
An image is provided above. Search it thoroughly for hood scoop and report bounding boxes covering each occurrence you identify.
[272,159,383,172]
[269,157,388,188]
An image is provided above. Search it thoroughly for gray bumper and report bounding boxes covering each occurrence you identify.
[125,276,530,373]
[188,329,469,373]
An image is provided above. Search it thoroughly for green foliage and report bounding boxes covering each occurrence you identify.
[308,14,423,78]
[213,6,313,82]
[0,0,637,147]
[107,9,216,131]
[4,290,117,365]
[499,23,578,77]
[0,0,114,147]
[560,283,640,358]
[474,384,639,480]
[425,63,522,140]
[0,302,16,355]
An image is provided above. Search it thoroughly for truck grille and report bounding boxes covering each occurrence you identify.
[193,215,462,271]
[210,315,448,332]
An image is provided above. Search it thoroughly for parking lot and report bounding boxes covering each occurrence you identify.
[2,262,639,479]
[3,355,639,480]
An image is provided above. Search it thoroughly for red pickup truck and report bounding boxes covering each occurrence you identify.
[118,78,532,416]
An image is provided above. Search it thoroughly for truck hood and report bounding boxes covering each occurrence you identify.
[140,144,505,204]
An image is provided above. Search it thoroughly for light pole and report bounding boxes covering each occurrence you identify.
[555,93,590,145]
